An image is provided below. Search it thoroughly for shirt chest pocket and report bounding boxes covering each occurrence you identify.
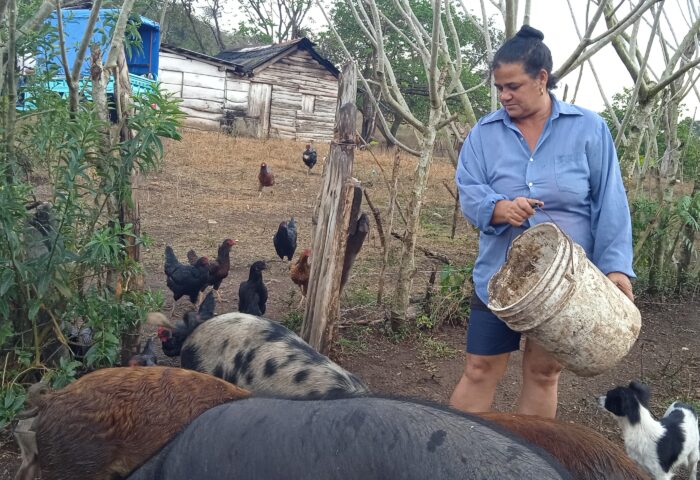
[554,153,590,195]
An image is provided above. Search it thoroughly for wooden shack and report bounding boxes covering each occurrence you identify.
[158,38,339,141]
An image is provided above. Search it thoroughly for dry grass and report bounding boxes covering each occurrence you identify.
[140,130,478,322]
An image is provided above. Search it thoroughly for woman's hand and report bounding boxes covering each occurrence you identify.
[492,197,543,227]
[607,272,634,302]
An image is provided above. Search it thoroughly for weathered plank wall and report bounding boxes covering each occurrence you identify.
[158,48,338,139]
[255,49,338,142]
[159,51,244,130]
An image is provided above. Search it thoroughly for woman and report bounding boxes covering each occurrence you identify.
[450,25,635,418]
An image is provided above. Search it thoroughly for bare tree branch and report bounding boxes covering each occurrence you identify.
[316,0,421,156]
[241,0,312,42]
[0,0,83,81]
[4,0,17,179]
[0,0,8,26]
[367,0,426,132]
[554,0,660,80]
[55,0,73,87]
[181,0,207,52]
[105,0,138,69]
[71,0,103,82]
[504,0,516,39]
[427,0,441,107]
[614,2,663,147]
[648,55,700,98]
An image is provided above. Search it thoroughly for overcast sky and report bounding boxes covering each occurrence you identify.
[513,1,700,116]
[217,0,700,117]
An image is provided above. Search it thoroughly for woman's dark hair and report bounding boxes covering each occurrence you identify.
[492,25,558,89]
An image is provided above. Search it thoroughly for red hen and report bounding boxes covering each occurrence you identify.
[258,163,275,197]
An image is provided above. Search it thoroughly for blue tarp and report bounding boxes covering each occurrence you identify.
[45,9,160,78]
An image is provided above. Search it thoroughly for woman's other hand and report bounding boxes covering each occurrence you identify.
[607,272,634,301]
[492,197,543,227]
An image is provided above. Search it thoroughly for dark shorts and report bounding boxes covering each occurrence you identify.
[466,293,521,355]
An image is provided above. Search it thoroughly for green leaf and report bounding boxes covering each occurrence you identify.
[12,394,26,410]
[28,301,41,321]
[4,390,15,409]
[0,269,14,296]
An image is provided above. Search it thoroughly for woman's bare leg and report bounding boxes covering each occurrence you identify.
[449,352,510,413]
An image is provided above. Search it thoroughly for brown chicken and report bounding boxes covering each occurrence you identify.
[258,163,275,197]
[290,248,311,307]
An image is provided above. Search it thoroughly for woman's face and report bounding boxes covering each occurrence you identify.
[493,62,548,120]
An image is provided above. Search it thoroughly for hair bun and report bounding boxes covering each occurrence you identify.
[516,25,544,41]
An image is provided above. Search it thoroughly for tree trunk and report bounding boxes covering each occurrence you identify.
[114,49,144,365]
[648,95,681,295]
[619,101,653,181]
[451,189,460,239]
[359,51,378,143]
[360,91,378,143]
[301,62,357,355]
[377,147,400,303]
[4,0,16,181]
[390,119,438,330]
[181,0,207,53]
[159,0,174,41]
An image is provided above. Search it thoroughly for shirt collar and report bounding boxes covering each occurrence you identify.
[481,95,583,125]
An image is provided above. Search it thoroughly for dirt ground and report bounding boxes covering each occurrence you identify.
[1,131,698,478]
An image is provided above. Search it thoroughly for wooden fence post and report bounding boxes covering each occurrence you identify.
[301,62,357,354]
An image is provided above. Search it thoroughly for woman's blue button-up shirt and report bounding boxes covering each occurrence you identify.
[456,97,635,304]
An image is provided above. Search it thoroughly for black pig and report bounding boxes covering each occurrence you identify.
[127,396,572,480]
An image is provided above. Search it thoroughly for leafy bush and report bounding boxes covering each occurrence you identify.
[0,21,183,422]
[631,193,700,295]
[422,263,473,329]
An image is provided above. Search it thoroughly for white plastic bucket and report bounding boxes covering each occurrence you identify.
[487,223,641,377]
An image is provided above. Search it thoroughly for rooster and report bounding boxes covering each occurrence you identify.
[302,144,317,175]
[258,163,275,197]
[273,218,297,261]
[290,248,311,307]
[238,261,268,316]
[164,245,210,316]
[187,238,236,302]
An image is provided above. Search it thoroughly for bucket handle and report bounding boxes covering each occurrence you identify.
[502,207,576,277]
[533,206,576,278]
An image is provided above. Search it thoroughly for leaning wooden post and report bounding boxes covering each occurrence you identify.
[301,62,357,354]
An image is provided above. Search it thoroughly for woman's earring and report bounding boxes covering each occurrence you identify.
[539,87,544,95]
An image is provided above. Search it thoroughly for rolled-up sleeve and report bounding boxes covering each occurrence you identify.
[455,125,509,235]
[588,120,635,277]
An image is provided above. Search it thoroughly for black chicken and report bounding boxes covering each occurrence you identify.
[164,245,210,316]
[156,291,216,357]
[302,144,317,175]
[128,337,158,366]
[238,261,268,316]
[187,238,236,302]
[273,217,297,261]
